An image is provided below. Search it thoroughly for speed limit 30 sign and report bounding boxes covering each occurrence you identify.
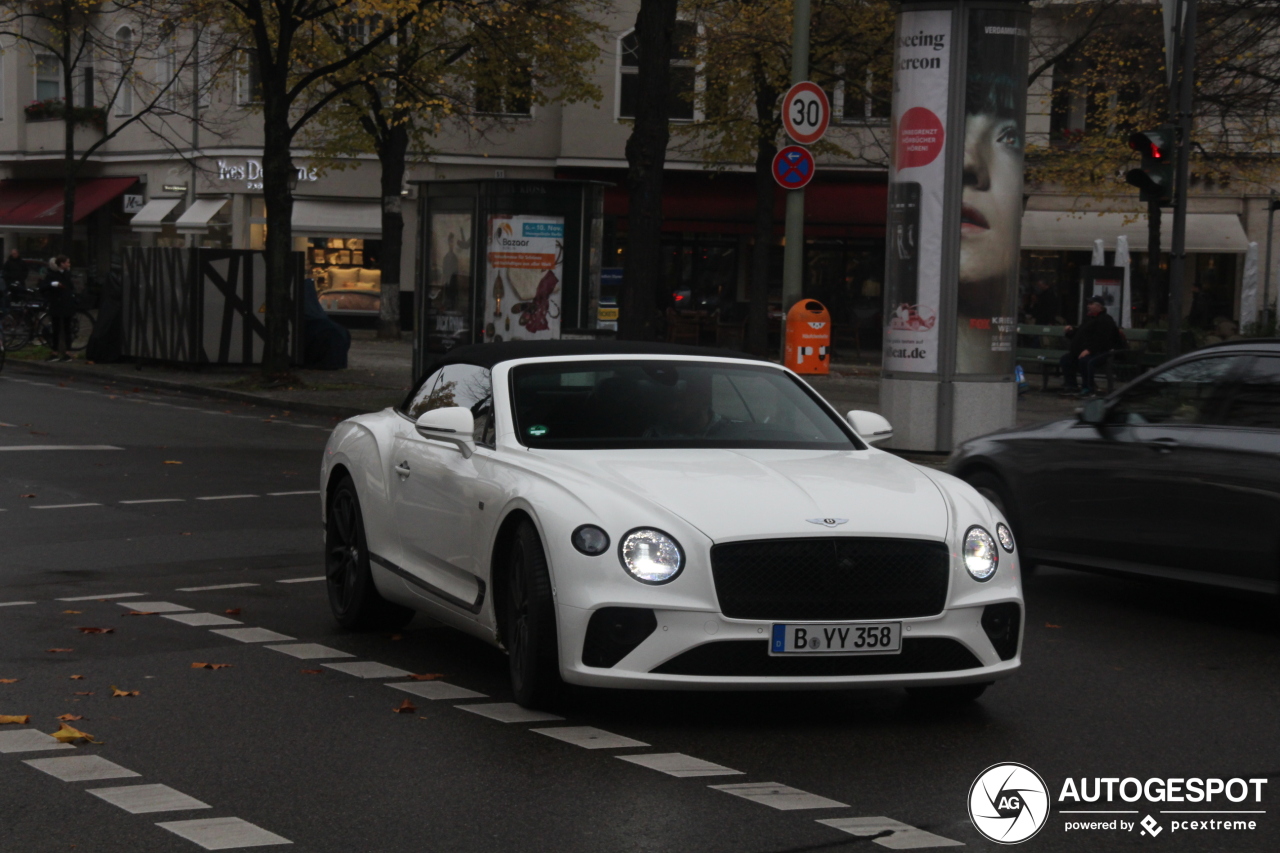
[782,81,830,146]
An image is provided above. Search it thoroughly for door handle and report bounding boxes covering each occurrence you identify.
[1148,437,1179,453]
[395,461,411,477]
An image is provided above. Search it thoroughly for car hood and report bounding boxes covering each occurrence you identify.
[536,448,949,542]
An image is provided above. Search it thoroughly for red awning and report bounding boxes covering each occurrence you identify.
[0,177,138,230]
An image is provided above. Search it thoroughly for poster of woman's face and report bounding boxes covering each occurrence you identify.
[956,10,1029,374]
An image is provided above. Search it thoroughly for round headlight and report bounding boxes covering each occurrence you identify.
[996,522,1015,553]
[571,524,610,556]
[618,528,684,584]
[963,526,998,581]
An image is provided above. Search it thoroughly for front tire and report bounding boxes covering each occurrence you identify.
[505,520,564,709]
[325,477,413,630]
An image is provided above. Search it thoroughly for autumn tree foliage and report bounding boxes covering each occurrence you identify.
[301,1,604,341]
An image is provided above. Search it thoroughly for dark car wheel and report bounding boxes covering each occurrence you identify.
[505,520,565,709]
[906,682,990,705]
[325,477,413,630]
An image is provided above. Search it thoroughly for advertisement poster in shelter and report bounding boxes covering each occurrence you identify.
[883,9,952,374]
[484,214,565,341]
[427,212,473,352]
[954,9,1029,374]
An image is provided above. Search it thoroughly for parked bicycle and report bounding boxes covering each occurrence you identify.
[0,286,94,352]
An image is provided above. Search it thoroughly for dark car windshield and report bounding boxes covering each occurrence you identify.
[510,360,861,450]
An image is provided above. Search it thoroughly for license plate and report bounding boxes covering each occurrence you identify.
[770,622,902,655]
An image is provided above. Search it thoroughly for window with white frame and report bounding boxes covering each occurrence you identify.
[35,53,62,102]
[236,48,262,105]
[617,20,697,121]
[115,26,134,115]
[158,40,177,110]
[836,59,890,124]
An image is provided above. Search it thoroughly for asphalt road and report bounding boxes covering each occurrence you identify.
[2,371,1277,853]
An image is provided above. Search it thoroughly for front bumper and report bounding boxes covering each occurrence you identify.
[557,602,1021,690]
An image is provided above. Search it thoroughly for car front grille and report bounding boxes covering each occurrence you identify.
[650,638,981,677]
[709,537,950,621]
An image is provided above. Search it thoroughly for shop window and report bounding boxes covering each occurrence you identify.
[474,56,533,117]
[35,53,62,102]
[115,27,134,116]
[311,236,384,315]
[618,20,697,122]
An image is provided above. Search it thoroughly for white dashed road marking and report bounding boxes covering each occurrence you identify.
[156,816,292,849]
[31,503,103,510]
[264,643,353,660]
[196,495,259,501]
[619,753,744,778]
[88,783,212,815]
[177,583,260,592]
[266,491,319,496]
[164,613,243,627]
[118,601,193,613]
[389,681,487,701]
[323,661,412,679]
[120,498,186,505]
[24,755,142,782]
[0,601,36,607]
[276,576,325,584]
[817,817,964,849]
[211,627,295,643]
[457,703,563,723]
[531,727,649,750]
[58,592,146,601]
[0,730,75,753]
[711,782,849,810]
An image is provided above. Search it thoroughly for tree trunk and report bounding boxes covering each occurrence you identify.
[376,122,409,341]
[260,97,296,377]
[746,59,779,356]
[618,0,679,341]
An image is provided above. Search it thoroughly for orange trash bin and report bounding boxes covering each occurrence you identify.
[784,300,831,374]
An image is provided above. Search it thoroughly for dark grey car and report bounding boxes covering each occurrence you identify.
[948,340,1280,595]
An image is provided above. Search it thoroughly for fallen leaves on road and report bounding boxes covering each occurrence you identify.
[0,679,18,684]
[50,722,102,744]
[0,715,31,724]
[1045,623,1063,629]
[109,685,139,697]
[20,494,35,499]
[55,714,84,722]
[190,663,233,670]
[180,532,192,536]
[72,692,94,696]
[47,649,74,653]
[163,460,183,465]
[124,611,158,616]
[76,627,114,634]
[69,675,84,680]
[406,673,444,681]
[393,699,417,714]
[300,669,323,675]
[225,608,241,616]
[62,610,82,614]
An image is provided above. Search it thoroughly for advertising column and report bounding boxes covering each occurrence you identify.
[880,0,1030,451]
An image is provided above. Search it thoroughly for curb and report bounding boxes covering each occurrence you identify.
[7,360,369,420]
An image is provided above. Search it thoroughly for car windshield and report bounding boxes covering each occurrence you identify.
[510,360,861,450]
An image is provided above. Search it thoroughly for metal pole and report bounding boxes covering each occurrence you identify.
[1265,197,1277,328]
[1166,0,1197,358]
[1148,198,1161,320]
[780,0,810,356]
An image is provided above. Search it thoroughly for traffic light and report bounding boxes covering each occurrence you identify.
[1125,126,1176,205]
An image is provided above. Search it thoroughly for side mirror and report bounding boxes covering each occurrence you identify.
[846,410,894,445]
[1078,398,1108,426]
[415,407,475,457]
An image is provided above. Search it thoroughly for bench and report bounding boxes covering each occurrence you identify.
[1017,325,1197,393]
[1015,324,1070,391]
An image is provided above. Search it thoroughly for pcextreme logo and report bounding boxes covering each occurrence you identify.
[969,763,1051,844]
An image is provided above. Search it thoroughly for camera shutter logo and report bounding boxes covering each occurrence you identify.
[969,763,1050,844]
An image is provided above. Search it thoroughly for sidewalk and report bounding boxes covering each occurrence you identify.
[6,330,1084,439]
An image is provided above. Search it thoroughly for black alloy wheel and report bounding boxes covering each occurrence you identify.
[325,477,413,630]
[505,520,565,709]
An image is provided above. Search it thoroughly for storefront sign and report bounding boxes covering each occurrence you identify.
[122,194,145,213]
[216,159,318,191]
[485,215,565,341]
[162,184,188,194]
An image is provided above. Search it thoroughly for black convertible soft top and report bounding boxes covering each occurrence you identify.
[437,340,762,369]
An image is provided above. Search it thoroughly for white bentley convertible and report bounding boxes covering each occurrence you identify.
[320,342,1023,708]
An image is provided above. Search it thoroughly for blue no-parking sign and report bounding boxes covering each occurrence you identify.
[772,145,815,190]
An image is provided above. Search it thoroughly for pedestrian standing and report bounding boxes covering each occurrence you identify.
[39,255,77,361]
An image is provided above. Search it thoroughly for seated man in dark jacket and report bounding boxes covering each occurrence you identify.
[1059,297,1123,397]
